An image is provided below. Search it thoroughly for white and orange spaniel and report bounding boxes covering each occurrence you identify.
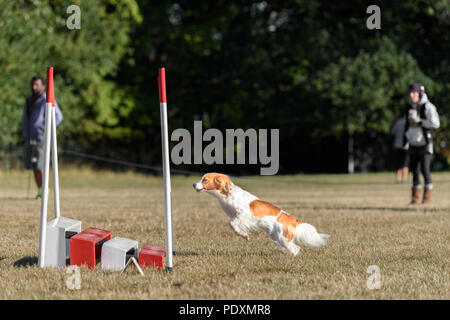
[193,173,329,255]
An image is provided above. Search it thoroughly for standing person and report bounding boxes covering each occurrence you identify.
[21,75,63,199]
[390,117,409,183]
[404,83,440,204]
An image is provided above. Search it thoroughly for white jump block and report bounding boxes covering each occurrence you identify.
[44,217,82,268]
[101,237,139,271]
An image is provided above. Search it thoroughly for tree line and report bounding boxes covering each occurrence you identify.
[1,0,448,173]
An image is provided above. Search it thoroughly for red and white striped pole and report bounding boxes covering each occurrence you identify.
[38,67,55,267]
[158,68,174,272]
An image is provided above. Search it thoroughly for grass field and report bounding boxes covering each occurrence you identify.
[0,169,449,299]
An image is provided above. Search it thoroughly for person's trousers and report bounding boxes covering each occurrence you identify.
[409,146,433,189]
[24,140,44,170]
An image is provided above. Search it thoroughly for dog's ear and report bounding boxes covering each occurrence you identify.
[214,175,231,196]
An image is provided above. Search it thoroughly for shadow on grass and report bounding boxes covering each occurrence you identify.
[286,203,445,212]
[338,206,421,212]
[173,251,200,257]
[0,197,36,201]
[172,249,275,257]
[13,256,38,268]
[343,205,445,212]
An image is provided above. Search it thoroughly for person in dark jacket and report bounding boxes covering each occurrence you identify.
[21,75,63,199]
[403,83,440,204]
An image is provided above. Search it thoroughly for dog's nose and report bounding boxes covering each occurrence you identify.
[193,183,196,188]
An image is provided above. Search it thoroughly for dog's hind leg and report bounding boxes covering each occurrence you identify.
[285,241,301,256]
[270,223,301,255]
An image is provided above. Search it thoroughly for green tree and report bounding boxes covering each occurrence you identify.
[0,0,141,147]
[313,37,434,136]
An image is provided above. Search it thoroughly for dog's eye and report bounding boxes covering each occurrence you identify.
[202,178,208,183]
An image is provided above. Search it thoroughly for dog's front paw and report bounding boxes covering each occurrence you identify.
[238,232,250,241]
[235,231,250,241]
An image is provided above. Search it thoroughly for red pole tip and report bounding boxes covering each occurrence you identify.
[157,77,162,103]
[158,68,167,103]
[46,67,55,106]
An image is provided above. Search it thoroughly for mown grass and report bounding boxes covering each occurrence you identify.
[0,169,449,299]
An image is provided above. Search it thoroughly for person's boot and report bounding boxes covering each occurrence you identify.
[410,187,421,204]
[422,188,432,204]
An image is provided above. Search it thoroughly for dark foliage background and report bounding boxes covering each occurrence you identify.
[1,0,449,173]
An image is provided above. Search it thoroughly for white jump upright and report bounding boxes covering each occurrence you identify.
[51,94,61,219]
[38,67,55,268]
[158,67,174,272]
[38,67,81,268]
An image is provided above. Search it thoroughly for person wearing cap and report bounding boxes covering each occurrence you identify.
[403,82,440,204]
[21,75,63,199]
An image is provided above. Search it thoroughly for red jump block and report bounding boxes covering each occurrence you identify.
[139,245,166,270]
[70,227,111,269]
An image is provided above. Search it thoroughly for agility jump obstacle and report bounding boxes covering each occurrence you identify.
[158,67,174,272]
[38,67,82,268]
[37,67,173,272]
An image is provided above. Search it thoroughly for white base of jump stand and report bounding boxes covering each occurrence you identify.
[44,217,82,268]
[101,237,139,271]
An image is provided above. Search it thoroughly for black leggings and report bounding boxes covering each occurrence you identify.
[409,147,433,188]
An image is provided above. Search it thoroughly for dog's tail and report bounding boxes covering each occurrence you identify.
[294,223,330,247]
